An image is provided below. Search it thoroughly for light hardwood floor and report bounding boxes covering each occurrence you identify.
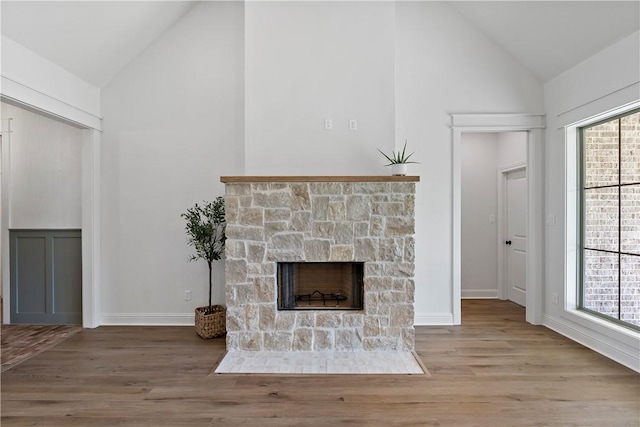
[1,300,638,426]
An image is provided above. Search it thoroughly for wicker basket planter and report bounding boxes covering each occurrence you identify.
[195,305,226,339]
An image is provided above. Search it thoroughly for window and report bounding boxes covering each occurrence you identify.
[579,109,640,329]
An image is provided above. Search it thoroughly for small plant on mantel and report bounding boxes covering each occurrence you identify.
[181,196,227,339]
[377,140,419,176]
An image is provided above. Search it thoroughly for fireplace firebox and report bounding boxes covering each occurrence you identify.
[278,262,364,310]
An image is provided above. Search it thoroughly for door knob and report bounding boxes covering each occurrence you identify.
[505,240,512,245]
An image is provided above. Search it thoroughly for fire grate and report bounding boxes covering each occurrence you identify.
[295,290,348,306]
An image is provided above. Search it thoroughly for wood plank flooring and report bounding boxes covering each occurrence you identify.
[1,300,638,426]
[1,324,82,372]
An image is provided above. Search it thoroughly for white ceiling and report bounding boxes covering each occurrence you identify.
[450,1,640,82]
[1,1,639,88]
[1,1,197,87]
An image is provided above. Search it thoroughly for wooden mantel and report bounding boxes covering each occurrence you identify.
[220,176,420,183]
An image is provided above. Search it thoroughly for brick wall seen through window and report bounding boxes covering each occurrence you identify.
[580,110,640,329]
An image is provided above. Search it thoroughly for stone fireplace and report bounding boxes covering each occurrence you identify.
[221,176,419,352]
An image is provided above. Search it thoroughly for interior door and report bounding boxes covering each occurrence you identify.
[506,169,527,306]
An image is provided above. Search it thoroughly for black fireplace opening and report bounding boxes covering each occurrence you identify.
[278,262,364,310]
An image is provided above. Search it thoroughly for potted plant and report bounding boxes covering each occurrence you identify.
[378,140,419,176]
[182,196,227,339]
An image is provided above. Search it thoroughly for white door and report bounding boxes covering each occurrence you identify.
[506,169,527,306]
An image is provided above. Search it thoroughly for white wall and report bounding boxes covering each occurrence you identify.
[498,132,527,167]
[544,31,640,371]
[461,133,498,298]
[245,1,396,175]
[0,101,83,229]
[245,1,543,325]
[461,132,527,299]
[0,1,546,330]
[100,2,244,324]
[99,1,545,327]
[395,2,543,324]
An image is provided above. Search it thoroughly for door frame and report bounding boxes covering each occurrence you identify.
[0,99,101,327]
[452,113,545,325]
[497,163,526,301]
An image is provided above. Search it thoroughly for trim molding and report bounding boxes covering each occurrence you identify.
[1,77,102,131]
[81,129,101,328]
[221,176,420,183]
[556,81,639,124]
[461,290,499,299]
[544,314,640,373]
[101,313,195,326]
[414,313,454,325]
[1,133,10,324]
[451,113,545,129]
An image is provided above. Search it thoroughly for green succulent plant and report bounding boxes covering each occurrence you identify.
[378,140,419,165]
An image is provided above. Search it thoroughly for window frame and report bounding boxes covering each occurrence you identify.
[577,108,640,331]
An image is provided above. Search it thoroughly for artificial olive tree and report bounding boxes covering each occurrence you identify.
[182,196,226,310]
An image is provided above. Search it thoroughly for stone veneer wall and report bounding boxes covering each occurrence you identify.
[223,180,416,352]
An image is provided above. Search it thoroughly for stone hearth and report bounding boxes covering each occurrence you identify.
[221,176,419,352]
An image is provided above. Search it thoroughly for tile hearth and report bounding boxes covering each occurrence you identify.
[215,350,426,375]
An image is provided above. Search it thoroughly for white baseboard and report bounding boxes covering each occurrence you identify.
[461,289,498,299]
[100,313,194,326]
[102,312,457,327]
[543,314,639,373]
[414,312,454,325]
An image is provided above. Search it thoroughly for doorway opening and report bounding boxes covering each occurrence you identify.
[452,113,545,325]
[1,101,93,326]
[461,132,527,308]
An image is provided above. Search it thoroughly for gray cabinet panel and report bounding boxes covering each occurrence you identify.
[52,236,82,315]
[14,236,47,314]
[10,230,82,324]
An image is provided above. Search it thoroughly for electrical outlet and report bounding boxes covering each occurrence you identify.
[551,293,558,304]
[324,119,333,130]
[349,119,357,130]
[184,290,191,301]
[546,215,556,226]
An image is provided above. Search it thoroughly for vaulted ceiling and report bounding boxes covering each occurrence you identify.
[450,1,639,82]
[1,1,198,87]
[1,1,638,88]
